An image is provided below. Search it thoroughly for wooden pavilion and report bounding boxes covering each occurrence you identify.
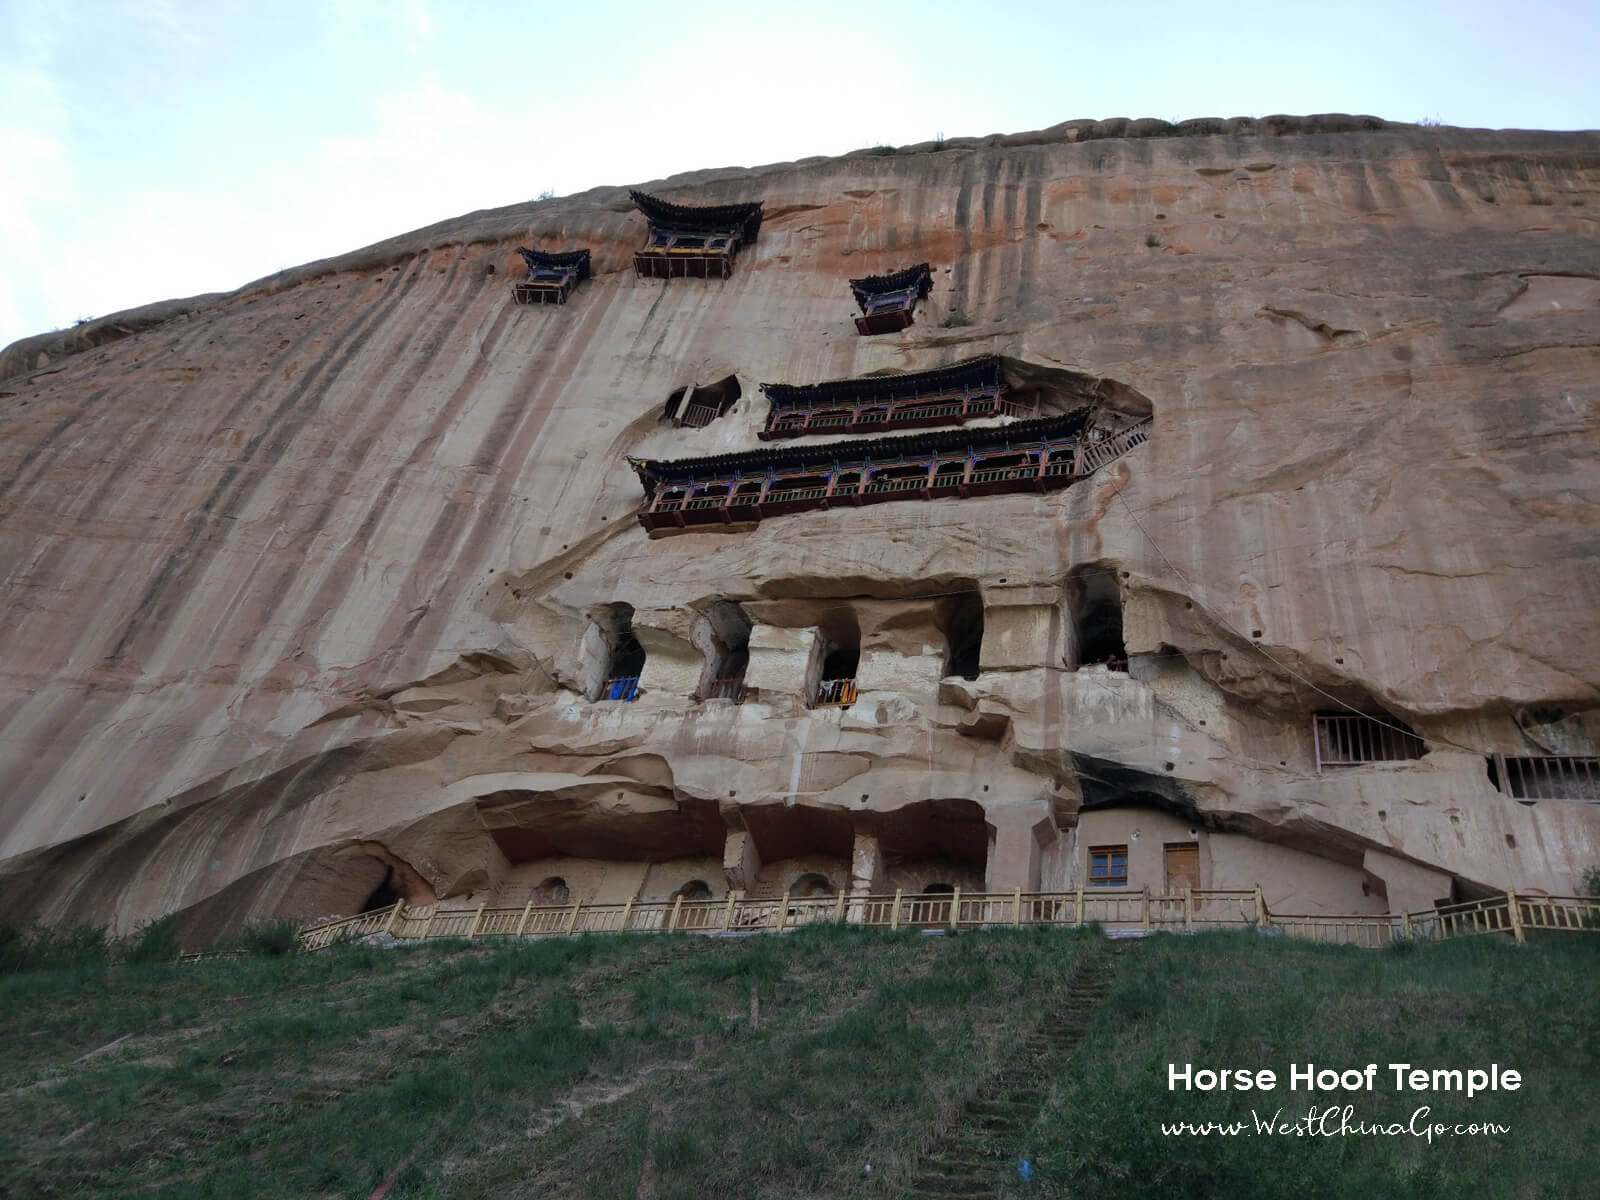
[511,248,591,305]
[631,191,763,280]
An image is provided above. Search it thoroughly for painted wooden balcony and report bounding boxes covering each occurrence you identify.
[759,388,1036,440]
[511,247,590,305]
[850,263,933,335]
[759,356,1027,441]
[630,416,1152,535]
[630,190,762,280]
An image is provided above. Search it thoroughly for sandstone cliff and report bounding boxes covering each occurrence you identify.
[1,116,1597,942]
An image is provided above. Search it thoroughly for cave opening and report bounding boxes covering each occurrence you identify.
[585,603,647,701]
[664,375,742,428]
[360,869,402,914]
[814,642,860,707]
[694,599,752,701]
[792,872,835,897]
[1065,566,1126,671]
[806,609,861,708]
[935,590,984,680]
[533,876,571,904]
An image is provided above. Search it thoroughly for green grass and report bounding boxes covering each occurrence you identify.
[1005,932,1599,1200]
[0,928,1593,1198]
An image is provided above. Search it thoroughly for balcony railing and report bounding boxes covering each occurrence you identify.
[765,486,828,505]
[969,465,1037,485]
[814,678,858,707]
[637,416,1153,534]
[760,388,1013,440]
[863,475,927,494]
[680,402,721,427]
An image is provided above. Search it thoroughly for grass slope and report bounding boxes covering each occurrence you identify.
[0,928,1593,1198]
[1013,932,1598,1200]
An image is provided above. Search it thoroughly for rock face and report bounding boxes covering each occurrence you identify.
[1,117,1597,943]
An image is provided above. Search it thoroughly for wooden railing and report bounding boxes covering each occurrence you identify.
[814,678,858,707]
[1077,418,1151,474]
[298,886,1600,953]
[638,417,1152,535]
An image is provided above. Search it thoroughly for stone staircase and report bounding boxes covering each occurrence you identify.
[903,940,1125,1198]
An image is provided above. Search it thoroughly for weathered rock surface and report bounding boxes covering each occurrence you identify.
[1,117,1597,942]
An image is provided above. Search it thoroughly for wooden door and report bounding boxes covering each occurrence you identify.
[1164,844,1200,893]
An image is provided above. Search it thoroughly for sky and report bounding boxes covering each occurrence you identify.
[1,0,1595,349]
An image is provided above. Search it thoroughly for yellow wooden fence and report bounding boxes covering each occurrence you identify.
[296,886,1600,952]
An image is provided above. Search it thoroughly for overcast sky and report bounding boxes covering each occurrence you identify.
[1,0,1595,349]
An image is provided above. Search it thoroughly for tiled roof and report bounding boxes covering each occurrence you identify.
[630,190,763,241]
[848,262,934,310]
[628,409,1089,488]
[761,355,1002,409]
[516,247,592,280]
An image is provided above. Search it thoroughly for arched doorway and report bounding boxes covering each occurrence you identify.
[532,876,570,905]
[792,872,835,898]
[672,879,715,929]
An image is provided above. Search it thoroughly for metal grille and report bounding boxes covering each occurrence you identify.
[1492,755,1600,801]
[1313,713,1425,770]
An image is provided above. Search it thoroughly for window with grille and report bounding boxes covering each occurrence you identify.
[1488,754,1600,801]
[1313,713,1425,771]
